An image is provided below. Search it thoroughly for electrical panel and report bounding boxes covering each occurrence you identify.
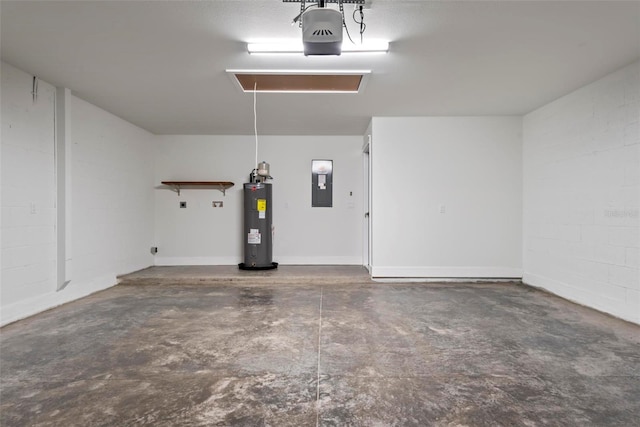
[312,159,333,208]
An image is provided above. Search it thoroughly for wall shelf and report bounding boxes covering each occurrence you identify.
[161,181,234,196]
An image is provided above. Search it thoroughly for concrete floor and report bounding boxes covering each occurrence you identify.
[1,266,639,426]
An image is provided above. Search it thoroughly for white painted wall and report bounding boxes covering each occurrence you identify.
[154,135,363,265]
[369,117,523,278]
[4,54,635,327]
[1,62,57,313]
[70,95,155,285]
[1,61,155,325]
[523,61,640,324]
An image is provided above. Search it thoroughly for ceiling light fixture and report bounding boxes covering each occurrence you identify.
[247,40,389,55]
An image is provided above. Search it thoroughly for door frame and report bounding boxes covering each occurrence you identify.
[362,135,371,272]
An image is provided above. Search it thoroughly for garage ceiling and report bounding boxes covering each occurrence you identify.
[1,0,639,135]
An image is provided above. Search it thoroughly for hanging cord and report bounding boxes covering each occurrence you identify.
[292,2,318,26]
[339,0,355,45]
[254,81,258,169]
[353,5,366,44]
[32,76,39,103]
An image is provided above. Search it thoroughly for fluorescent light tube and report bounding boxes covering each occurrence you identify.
[247,40,389,55]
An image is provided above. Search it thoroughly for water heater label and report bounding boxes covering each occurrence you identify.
[257,199,267,219]
[248,229,261,244]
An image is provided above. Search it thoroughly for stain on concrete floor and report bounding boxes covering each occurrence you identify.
[1,269,639,426]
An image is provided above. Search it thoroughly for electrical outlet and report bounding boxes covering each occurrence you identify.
[180,201,187,208]
[150,247,158,255]
[212,201,223,208]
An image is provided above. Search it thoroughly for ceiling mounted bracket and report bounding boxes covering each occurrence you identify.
[283,0,365,4]
[287,0,365,26]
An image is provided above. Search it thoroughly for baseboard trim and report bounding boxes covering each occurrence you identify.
[275,256,363,265]
[523,272,639,325]
[371,266,522,279]
[1,273,117,327]
[154,257,240,266]
[155,256,362,266]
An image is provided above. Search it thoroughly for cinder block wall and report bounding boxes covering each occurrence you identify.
[1,61,155,326]
[1,62,57,308]
[523,61,640,323]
